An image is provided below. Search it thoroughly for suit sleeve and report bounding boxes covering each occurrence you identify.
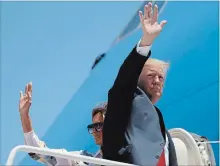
[103,45,151,161]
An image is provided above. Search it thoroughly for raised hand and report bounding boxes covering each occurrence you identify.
[139,2,167,46]
[19,82,32,115]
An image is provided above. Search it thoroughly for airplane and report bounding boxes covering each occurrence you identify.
[7,1,219,165]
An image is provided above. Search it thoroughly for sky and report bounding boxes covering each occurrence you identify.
[0,1,143,164]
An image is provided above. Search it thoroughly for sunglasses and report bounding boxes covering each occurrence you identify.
[87,122,104,134]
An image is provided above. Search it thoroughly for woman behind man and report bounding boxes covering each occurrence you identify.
[19,82,107,166]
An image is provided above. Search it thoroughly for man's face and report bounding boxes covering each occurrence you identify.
[91,112,104,145]
[141,64,165,104]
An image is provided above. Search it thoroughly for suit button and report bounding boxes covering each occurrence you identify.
[144,112,148,120]
[155,155,160,159]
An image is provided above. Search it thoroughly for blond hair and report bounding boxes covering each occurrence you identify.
[144,58,170,74]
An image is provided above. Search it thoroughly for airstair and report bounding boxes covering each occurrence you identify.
[6,128,218,166]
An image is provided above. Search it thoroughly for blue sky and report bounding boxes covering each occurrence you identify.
[0,1,143,164]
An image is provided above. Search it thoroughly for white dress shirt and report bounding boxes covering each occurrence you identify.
[24,130,102,166]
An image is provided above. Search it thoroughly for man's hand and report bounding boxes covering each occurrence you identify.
[139,2,167,46]
[19,82,32,115]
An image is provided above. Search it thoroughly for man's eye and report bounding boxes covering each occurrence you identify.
[159,76,164,80]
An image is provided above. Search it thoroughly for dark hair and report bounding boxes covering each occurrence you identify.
[92,102,107,119]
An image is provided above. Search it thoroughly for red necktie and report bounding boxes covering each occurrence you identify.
[157,150,166,166]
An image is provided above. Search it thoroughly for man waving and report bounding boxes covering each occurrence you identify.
[103,2,177,166]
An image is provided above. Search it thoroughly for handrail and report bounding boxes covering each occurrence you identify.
[6,145,137,166]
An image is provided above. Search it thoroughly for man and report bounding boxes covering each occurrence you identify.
[19,82,107,166]
[102,2,178,166]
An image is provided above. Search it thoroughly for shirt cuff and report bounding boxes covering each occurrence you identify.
[24,130,39,146]
[24,130,34,140]
[136,39,152,56]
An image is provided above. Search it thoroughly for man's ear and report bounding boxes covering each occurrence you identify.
[138,74,145,90]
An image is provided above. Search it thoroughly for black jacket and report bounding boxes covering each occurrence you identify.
[102,45,178,166]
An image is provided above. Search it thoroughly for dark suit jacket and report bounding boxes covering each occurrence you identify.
[102,45,178,166]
